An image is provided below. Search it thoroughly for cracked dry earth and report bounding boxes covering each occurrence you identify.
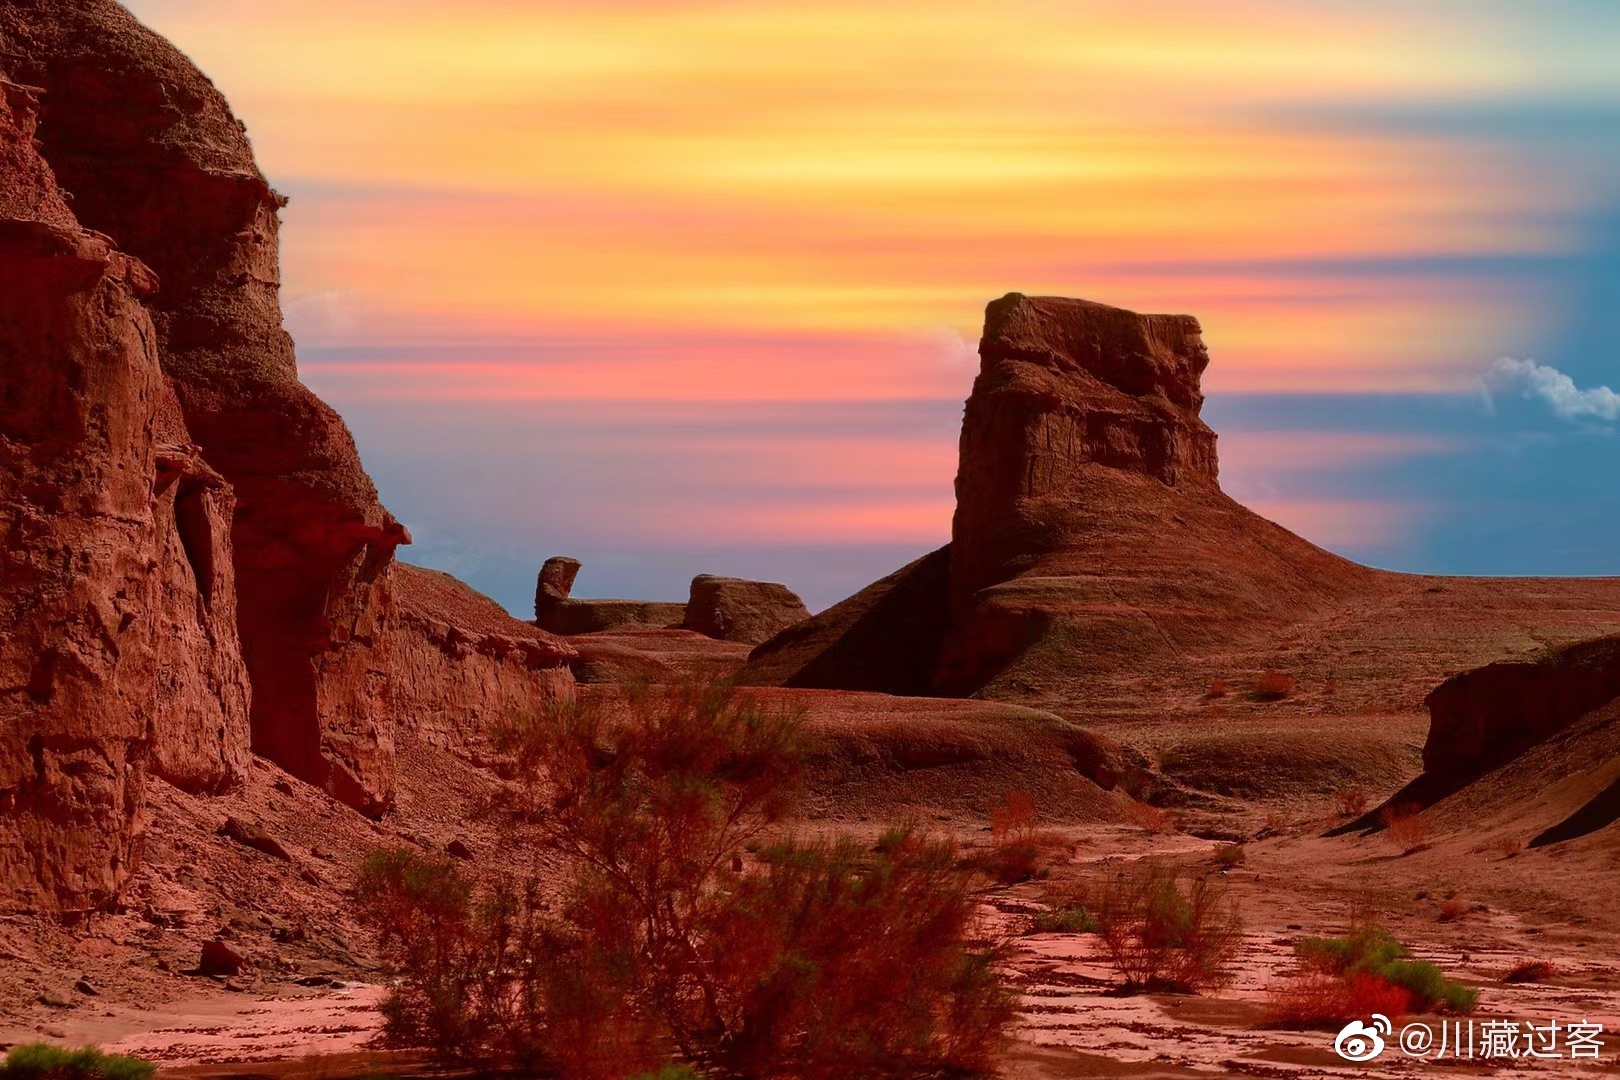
[997,823,1620,1079]
[6,814,1620,1078]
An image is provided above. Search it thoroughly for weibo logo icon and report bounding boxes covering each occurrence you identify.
[1335,1014,1392,1061]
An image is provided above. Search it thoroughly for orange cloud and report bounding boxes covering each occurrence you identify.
[122,0,1605,397]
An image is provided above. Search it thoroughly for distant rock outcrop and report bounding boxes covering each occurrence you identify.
[739,293,1375,702]
[933,292,1372,694]
[535,558,810,645]
[683,575,809,645]
[534,556,686,635]
[736,293,1620,811]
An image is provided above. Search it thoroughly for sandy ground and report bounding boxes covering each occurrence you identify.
[5,814,1618,1078]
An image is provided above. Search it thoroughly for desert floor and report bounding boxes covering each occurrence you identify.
[5,806,1618,1079]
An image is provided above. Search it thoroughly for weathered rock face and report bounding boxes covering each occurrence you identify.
[386,564,575,755]
[148,393,252,795]
[4,3,590,912]
[1361,636,1620,850]
[946,294,1219,640]
[1422,635,1620,782]
[683,574,809,646]
[536,556,582,611]
[0,76,249,912]
[3,0,406,814]
[931,294,1374,695]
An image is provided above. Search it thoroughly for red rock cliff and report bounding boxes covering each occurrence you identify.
[3,2,579,913]
[948,293,1218,623]
[2,0,406,814]
[1,77,250,913]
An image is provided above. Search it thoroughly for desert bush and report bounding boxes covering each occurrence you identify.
[362,683,1016,1078]
[1251,671,1296,701]
[1212,843,1246,869]
[1265,971,1412,1029]
[1030,880,1097,934]
[1031,904,1097,934]
[1123,800,1175,835]
[0,1045,154,1080]
[712,830,1017,1077]
[1379,802,1430,853]
[1437,896,1468,922]
[990,790,1036,844]
[1333,784,1369,818]
[356,849,654,1078]
[1503,960,1558,984]
[1206,677,1230,699]
[973,792,1074,884]
[1092,864,1242,992]
[1295,923,1477,1014]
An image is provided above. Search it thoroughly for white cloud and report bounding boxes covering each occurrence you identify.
[1489,357,1620,422]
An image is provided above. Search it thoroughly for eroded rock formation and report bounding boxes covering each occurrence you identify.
[1,2,576,912]
[387,564,575,754]
[535,557,809,645]
[2,0,411,816]
[683,574,809,645]
[1,76,249,912]
[738,294,1620,812]
[948,293,1218,616]
[534,556,686,635]
[1422,634,1620,783]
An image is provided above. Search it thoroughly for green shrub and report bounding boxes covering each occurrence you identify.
[1296,923,1476,1014]
[0,1044,155,1080]
[1093,863,1242,992]
[1031,905,1097,934]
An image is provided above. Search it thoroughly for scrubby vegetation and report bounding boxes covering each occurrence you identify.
[1031,905,1096,934]
[1503,960,1558,984]
[972,790,1075,884]
[1251,671,1296,701]
[1093,863,1242,992]
[1333,783,1369,818]
[0,1045,154,1080]
[1212,843,1246,869]
[1379,802,1430,853]
[1267,923,1478,1026]
[359,683,1016,1079]
[1030,880,1097,934]
[1266,971,1415,1028]
[1123,800,1175,835]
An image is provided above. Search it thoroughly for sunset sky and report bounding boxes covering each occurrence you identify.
[126,0,1620,611]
